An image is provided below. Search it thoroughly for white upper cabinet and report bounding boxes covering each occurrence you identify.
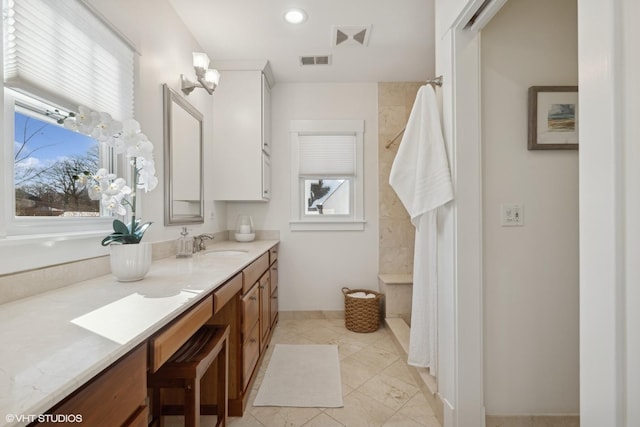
[212,62,273,201]
[262,76,272,156]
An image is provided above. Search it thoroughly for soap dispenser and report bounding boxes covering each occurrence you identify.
[176,227,193,258]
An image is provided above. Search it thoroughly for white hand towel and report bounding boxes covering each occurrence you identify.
[389,84,453,374]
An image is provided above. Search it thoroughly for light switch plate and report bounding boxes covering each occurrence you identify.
[501,203,524,226]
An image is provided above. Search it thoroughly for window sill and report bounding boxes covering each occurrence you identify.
[0,231,110,275]
[289,220,366,231]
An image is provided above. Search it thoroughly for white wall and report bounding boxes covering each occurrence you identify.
[481,0,579,415]
[226,82,379,311]
[88,0,227,244]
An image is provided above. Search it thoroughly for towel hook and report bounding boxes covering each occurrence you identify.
[426,75,443,87]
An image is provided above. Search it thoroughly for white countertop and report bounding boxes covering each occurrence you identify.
[0,239,278,426]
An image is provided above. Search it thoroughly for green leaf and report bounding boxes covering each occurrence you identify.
[134,221,152,236]
[112,219,130,234]
[101,220,152,246]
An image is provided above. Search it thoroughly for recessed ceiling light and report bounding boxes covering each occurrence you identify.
[284,8,307,24]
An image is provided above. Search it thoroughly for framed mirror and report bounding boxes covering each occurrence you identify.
[163,84,204,225]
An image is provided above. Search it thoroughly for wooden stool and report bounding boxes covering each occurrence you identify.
[148,324,230,427]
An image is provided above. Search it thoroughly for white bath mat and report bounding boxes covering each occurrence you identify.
[253,344,343,408]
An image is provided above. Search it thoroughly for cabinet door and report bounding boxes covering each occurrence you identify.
[262,153,271,200]
[242,284,260,337]
[262,74,271,155]
[259,272,270,350]
[212,69,264,201]
[270,261,279,326]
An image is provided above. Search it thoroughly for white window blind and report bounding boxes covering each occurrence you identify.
[298,134,356,176]
[4,0,135,119]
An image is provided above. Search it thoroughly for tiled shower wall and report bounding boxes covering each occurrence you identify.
[378,82,424,274]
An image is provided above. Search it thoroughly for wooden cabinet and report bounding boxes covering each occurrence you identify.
[38,345,147,426]
[270,260,279,327]
[38,244,280,422]
[223,244,278,416]
[242,283,260,337]
[212,64,273,201]
[259,271,271,351]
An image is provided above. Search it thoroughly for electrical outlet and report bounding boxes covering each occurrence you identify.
[501,203,524,226]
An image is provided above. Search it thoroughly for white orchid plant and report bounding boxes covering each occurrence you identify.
[62,106,158,246]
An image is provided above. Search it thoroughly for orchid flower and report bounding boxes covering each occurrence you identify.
[67,107,157,245]
[101,193,128,216]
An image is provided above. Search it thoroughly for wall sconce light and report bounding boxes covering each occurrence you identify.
[181,52,220,95]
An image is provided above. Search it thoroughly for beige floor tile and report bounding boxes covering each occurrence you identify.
[371,335,402,354]
[340,356,386,389]
[248,406,321,427]
[324,390,396,427]
[382,412,438,427]
[228,413,265,427]
[350,344,400,371]
[357,372,420,411]
[380,359,419,387]
[396,391,436,423]
[303,326,347,344]
[234,317,439,427]
[302,412,346,427]
[333,339,368,360]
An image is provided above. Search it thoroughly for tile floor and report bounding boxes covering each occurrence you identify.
[228,316,440,427]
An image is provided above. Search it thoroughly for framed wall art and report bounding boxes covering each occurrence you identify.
[528,86,578,150]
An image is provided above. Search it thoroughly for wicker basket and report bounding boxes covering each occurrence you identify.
[342,287,384,333]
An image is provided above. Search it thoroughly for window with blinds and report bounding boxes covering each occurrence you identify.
[290,120,365,231]
[4,0,135,119]
[2,0,136,234]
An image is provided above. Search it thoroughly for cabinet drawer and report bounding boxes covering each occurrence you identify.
[242,284,260,336]
[269,245,278,264]
[150,295,213,372]
[214,273,242,314]
[242,252,269,294]
[41,345,146,426]
[124,405,149,427]
[242,322,260,390]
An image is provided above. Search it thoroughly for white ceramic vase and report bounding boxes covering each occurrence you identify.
[110,242,152,282]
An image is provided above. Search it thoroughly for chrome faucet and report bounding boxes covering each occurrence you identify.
[193,233,215,253]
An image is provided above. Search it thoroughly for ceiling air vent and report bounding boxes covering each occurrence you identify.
[332,25,371,47]
[299,55,332,66]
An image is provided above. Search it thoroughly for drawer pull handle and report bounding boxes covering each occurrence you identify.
[250,338,257,343]
[249,296,257,301]
[271,296,278,300]
[258,285,264,289]
[271,267,278,271]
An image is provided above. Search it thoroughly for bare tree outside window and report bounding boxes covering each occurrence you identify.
[13,110,100,217]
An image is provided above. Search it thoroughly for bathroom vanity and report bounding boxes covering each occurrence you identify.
[0,239,279,426]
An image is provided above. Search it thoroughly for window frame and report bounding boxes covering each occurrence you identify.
[289,120,365,231]
[0,0,138,274]
[3,89,120,237]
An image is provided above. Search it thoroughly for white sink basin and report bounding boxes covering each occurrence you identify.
[205,249,248,256]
